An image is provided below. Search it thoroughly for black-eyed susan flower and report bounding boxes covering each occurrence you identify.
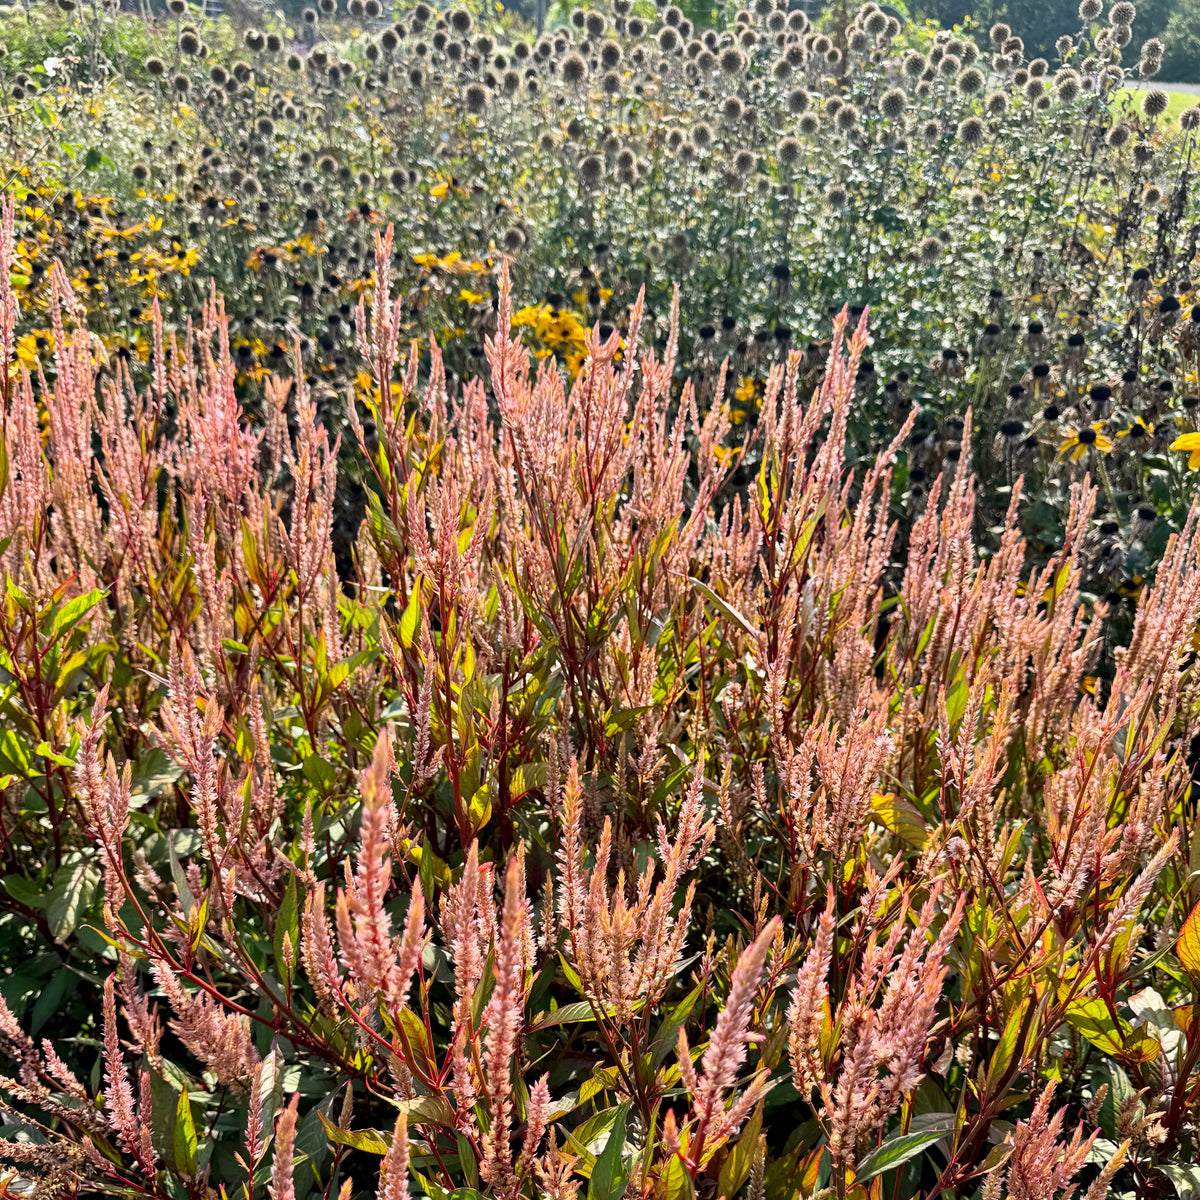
[1059,423,1113,460]
[1170,431,1200,469]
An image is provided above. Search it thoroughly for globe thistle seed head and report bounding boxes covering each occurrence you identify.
[179,29,201,54]
[879,86,907,119]
[1132,141,1154,166]
[562,52,588,83]
[658,26,679,52]
[776,134,801,164]
[1056,73,1081,102]
[733,148,756,175]
[798,112,819,134]
[1079,0,1102,17]
[586,11,607,36]
[786,86,810,113]
[172,72,190,92]
[903,50,925,78]
[1181,105,1200,131]
[1142,88,1168,117]
[1110,0,1135,22]
[989,22,1011,45]
[957,65,984,93]
[723,95,744,122]
[835,103,859,132]
[691,120,714,147]
[1106,122,1130,147]
[1111,22,1132,45]
[348,0,364,17]
[579,153,604,184]
[145,55,166,76]
[826,183,848,209]
[922,118,941,142]
[957,115,985,148]
[715,44,744,74]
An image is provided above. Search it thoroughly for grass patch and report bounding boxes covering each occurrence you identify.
[1113,86,1197,123]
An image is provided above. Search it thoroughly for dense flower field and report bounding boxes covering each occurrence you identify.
[3,0,1200,1197]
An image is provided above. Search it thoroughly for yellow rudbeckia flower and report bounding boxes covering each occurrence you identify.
[1170,431,1200,469]
[1058,423,1114,461]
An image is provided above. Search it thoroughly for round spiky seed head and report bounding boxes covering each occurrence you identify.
[132,162,149,181]
[1106,123,1130,146]
[319,0,336,13]
[586,10,607,35]
[825,183,848,209]
[600,38,621,67]
[562,52,588,83]
[1079,0,1102,17]
[658,26,679,52]
[579,154,604,184]
[957,66,984,93]
[786,86,810,113]
[1110,0,1135,23]
[1143,88,1168,117]
[1133,141,1154,166]
[1056,71,1081,102]
[776,135,801,165]
[733,148,756,175]
[348,0,364,16]
[720,46,746,73]
[918,235,944,263]
[145,55,166,76]
[449,7,472,32]
[1056,33,1073,56]
[903,50,925,78]
[957,115,985,148]
[1182,105,1200,131]
[1029,56,1048,77]
[723,95,744,121]
[835,103,859,132]
[798,112,819,134]
[691,120,714,147]
[179,29,201,53]
[989,21,1011,44]
[167,0,186,11]
[465,82,487,111]
[922,118,941,142]
[881,86,907,119]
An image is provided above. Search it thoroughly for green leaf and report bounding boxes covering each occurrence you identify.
[3,875,46,909]
[174,1088,198,1178]
[46,858,98,942]
[274,874,298,982]
[717,1102,762,1199]
[1178,898,1200,975]
[49,589,105,641]
[587,1102,631,1200]
[399,587,421,648]
[854,1113,956,1183]
[317,1111,389,1155]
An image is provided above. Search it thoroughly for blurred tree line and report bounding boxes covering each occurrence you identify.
[918,0,1198,78]
[136,0,1198,81]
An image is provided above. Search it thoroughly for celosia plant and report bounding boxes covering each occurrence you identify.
[0,189,1198,1200]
